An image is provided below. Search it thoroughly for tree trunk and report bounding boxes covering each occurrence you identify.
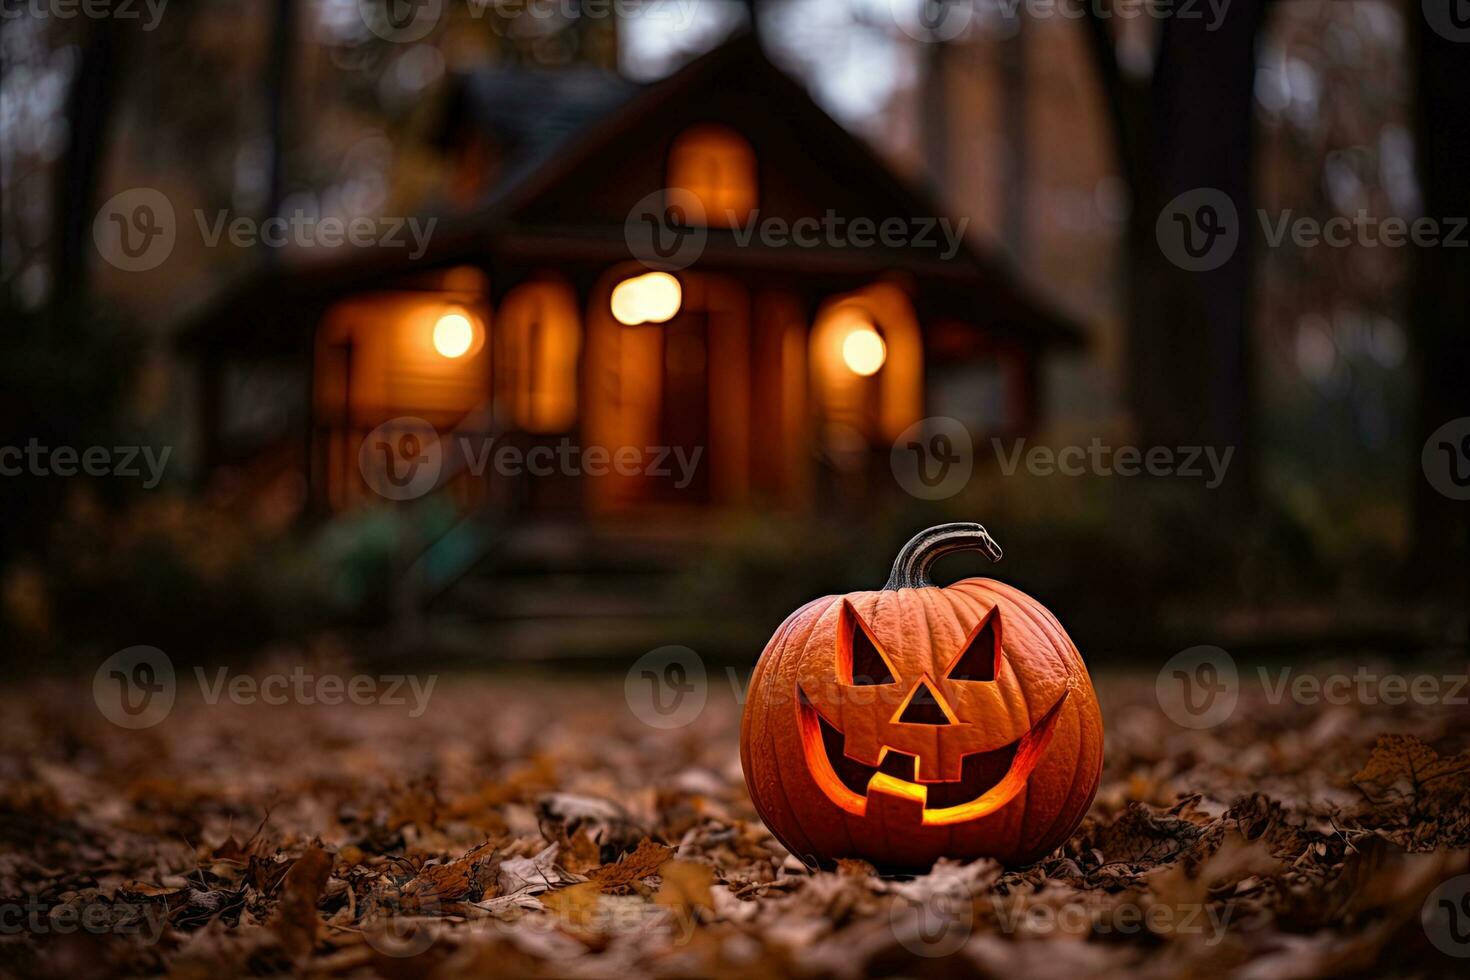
[51,17,127,312]
[999,22,1028,264]
[918,34,951,199]
[1409,15,1470,601]
[264,0,296,254]
[1129,0,1267,504]
[1081,0,1267,506]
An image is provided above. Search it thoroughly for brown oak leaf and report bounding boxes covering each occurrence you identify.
[588,839,673,893]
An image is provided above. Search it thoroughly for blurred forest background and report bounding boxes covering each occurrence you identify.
[1,0,1466,670]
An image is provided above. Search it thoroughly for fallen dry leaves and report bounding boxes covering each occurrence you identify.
[0,663,1467,978]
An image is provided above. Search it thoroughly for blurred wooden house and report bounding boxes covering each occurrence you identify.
[184,34,1081,525]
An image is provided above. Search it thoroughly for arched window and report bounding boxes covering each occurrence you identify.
[494,281,581,433]
[667,125,757,226]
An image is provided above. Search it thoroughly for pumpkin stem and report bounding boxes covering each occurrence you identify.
[883,523,1002,590]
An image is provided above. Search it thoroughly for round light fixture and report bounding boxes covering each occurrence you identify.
[432,311,475,359]
[611,272,682,326]
[842,324,887,376]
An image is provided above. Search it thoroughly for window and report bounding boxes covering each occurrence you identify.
[494,281,581,433]
[667,125,757,226]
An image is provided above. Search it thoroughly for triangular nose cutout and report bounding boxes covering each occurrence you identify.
[896,680,952,725]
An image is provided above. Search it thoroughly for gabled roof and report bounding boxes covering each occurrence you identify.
[181,32,1084,352]
[436,63,642,195]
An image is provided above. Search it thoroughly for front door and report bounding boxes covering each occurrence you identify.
[656,310,711,504]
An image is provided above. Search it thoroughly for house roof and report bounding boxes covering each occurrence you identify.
[436,63,642,194]
[180,33,1085,353]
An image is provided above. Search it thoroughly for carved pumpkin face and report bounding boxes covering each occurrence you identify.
[741,524,1103,870]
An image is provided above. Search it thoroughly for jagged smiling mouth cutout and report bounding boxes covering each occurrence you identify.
[795,600,1068,826]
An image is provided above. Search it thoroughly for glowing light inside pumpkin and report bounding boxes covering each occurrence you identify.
[841,324,887,376]
[611,272,682,326]
[432,311,476,359]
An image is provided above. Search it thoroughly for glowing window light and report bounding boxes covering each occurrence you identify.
[611,272,682,326]
[433,311,476,358]
[842,324,887,376]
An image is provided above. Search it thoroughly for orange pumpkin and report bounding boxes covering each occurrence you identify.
[740,523,1103,870]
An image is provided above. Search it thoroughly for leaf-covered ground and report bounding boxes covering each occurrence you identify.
[2,657,1469,978]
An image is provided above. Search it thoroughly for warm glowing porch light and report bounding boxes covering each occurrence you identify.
[842,323,887,376]
[611,272,682,326]
[433,310,476,359]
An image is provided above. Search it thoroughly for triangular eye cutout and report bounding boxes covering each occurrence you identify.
[946,608,1001,682]
[840,600,896,686]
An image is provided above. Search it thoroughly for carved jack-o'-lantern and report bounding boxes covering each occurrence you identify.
[740,523,1103,870]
